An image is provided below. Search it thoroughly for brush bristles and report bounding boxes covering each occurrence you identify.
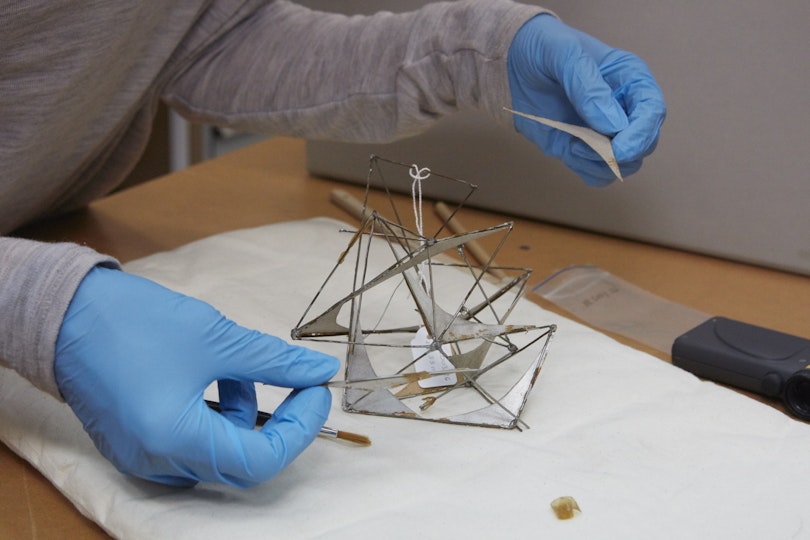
[335,430,372,446]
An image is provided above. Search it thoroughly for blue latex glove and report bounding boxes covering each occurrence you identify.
[55,266,340,488]
[508,14,666,186]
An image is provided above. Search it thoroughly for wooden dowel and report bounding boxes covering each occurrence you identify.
[434,201,508,280]
[330,189,374,222]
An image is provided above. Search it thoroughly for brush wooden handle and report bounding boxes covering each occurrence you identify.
[434,202,508,280]
[330,189,374,222]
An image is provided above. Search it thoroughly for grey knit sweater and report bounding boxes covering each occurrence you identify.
[0,0,547,398]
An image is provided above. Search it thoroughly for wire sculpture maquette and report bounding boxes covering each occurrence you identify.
[292,156,556,430]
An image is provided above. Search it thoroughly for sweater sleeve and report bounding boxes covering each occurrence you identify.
[164,0,550,142]
[0,238,119,399]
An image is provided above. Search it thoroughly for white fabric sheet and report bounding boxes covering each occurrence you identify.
[2,218,809,539]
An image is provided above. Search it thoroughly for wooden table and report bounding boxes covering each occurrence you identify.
[5,137,810,538]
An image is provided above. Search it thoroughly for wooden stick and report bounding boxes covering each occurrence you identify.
[205,400,371,446]
[329,189,507,280]
[330,188,374,222]
[434,201,508,280]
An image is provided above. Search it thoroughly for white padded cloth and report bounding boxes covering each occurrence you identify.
[1,218,808,539]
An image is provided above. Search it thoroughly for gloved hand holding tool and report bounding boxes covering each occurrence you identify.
[508,14,666,185]
[55,266,340,487]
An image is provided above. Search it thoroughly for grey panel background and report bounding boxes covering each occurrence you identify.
[298,1,810,275]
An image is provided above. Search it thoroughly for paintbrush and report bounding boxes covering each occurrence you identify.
[205,400,371,446]
[433,201,508,281]
[330,188,375,221]
[331,189,508,281]
[205,372,472,445]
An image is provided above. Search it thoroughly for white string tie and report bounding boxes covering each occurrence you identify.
[409,164,431,292]
[410,165,431,238]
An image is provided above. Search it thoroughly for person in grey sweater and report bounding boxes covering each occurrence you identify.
[0,0,665,487]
